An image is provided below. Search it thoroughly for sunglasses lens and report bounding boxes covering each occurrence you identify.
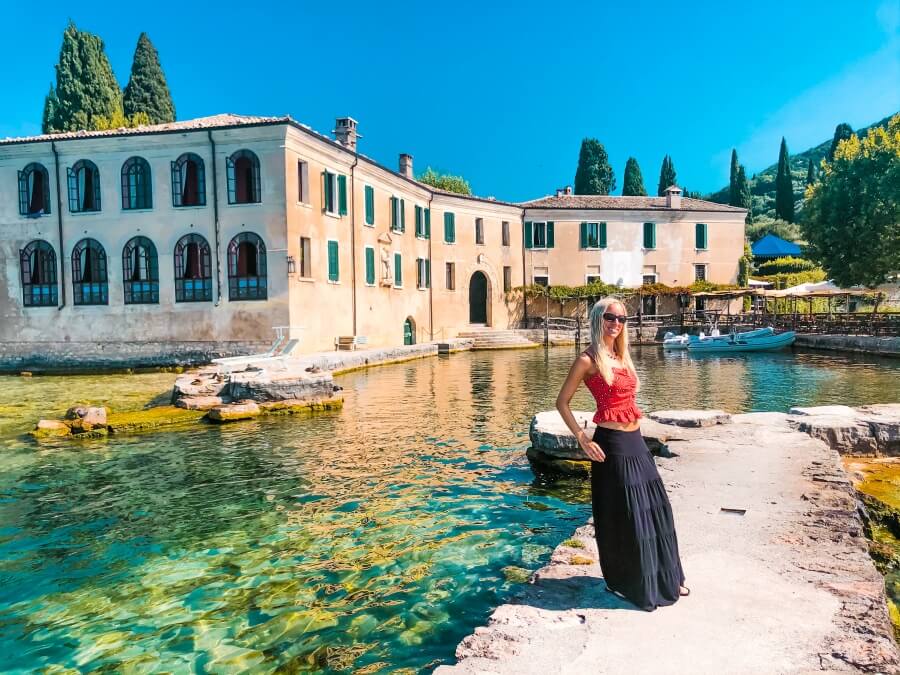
[603,313,626,324]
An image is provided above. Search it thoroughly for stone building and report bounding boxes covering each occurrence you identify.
[0,114,746,369]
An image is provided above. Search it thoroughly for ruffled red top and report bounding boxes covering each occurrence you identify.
[584,365,642,423]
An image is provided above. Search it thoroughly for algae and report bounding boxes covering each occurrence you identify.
[569,554,595,565]
[106,406,206,433]
[562,538,585,549]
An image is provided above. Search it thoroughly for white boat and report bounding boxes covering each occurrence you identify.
[686,330,796,353]
[663,327,775,350]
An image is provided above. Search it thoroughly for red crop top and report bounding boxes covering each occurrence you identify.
[584,362,642,424]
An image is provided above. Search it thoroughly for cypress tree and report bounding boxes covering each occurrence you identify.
[123,33,176,124]
[53,21,124,131]
[806,157,816,186]
[828,123,854,162]
[621,157,647,196]
[728,149,740,206]
[41,84,59,133]
[657,155,677,196]
[775,137,795,222]
[736,164,752,222]
[574,138,616,195]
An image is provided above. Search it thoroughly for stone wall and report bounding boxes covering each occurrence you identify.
[0,340,269,372]
[795,334,900,357]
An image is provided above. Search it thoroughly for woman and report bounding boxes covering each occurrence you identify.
[556,297,688,610]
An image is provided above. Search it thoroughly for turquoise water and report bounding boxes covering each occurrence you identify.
[0,347,897,673]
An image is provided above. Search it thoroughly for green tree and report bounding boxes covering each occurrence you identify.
[41,84,59,133]
[806,157,816,186]
[657,155,677,196]
[729,149,740,206]
[774,137,795,222]
[621,157,646,196]
[574,138,616,194]
[828,123,854,162]
[738,242,753,287]
[735,164,752,215]
[802,115,900,287]
[417,167,472,195]
[123,33,175,124]
[52,21,124,131]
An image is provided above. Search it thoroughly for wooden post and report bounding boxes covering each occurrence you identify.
[638,291,643,345]
[544,291,549,346]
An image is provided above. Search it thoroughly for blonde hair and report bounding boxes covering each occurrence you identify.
[588,296,639,389]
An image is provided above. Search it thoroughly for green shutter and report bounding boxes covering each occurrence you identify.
[322,171,331,213]
[390,197,397,229]
[644,222,655,249]
[450,213,455,242]
[328,241,339,281]
[415,205,422,236]
[580,222,587,249]
[599,222,607,248]
[394,253,402,285]
[400,199,406,232]
[337,175,347,215]
[524,221,533,249]
[696,223,707,250]
[425,258,430,288]
[365,247,374,285]
[546,222,555,248]
[424,208,431,239]
[445,212,456,243]
[365,186,374,225]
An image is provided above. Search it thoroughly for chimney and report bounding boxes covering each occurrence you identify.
[333,117,360,151]
[399,153,413,178]
[665,185,682,209]
[555,188,564,198]
[565,185,573,195]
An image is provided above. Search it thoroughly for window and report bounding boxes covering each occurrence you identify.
[503,266,512,293]
[533,266,549,287]
[365,246,375,285]
[226,150,261,204]
[416,258,431,289]
[121,157,152,210]
[444,212,456,243]
[171,153,206,207]
[18,163,51,216]
[175,234,213,302]
[299,237,311,278]
[446,262,456,290]
[415,206,431,238]
[394,252,403,287]
[695,296,707,313]
[71,238,108,305]
[475,218,484,245]
[298,160,309,204]
[580,222,606,249]
[364,185,375,225]
[502,221,510,247]
[391,197,406,233]
[695,223,708,250]
[643,222,656,250]
[327,240,339,282]
[586,265,601,285]
[67,160,101,213]
[227,232,267,300]
[122,236,159,304]
[524,221,554,249]
[694,264,707,281]
[323,171,347,216]
[20,240,57,306]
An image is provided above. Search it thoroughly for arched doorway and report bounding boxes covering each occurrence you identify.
[469,271,488,324]
[404,317,415,345]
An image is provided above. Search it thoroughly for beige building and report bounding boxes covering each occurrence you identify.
[0,114,746,369]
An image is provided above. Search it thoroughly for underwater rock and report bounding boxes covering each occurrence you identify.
[207,401,261,423]
[30,419,71,438]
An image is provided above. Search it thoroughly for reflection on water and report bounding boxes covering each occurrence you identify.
[0,347,897,672]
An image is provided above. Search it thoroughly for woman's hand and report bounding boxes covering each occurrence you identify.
[577,430,606,462]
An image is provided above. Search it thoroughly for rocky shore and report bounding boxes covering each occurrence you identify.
[437,405,900,674]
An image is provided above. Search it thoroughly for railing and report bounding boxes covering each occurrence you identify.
[668,312,900,337]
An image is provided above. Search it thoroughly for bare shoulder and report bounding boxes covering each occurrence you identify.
[571,352,594,374]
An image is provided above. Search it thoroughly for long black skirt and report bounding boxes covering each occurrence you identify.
[591,426,685,610]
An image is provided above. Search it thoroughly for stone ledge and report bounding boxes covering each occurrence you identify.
[649,409,731,427]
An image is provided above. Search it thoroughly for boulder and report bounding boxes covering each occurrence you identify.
[649,409,731,427]
[175,396,226,411]
[789,405,857,417]
[30,419,71,438]
[64,405,107,426]
[207,401,261,423]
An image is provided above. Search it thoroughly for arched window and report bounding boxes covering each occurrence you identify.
[17,163,51,216]
[20,240,58,307]
[227,232,267,300]
[121,157,152,210]
[122,236,159,304]
[226,150,261,204]
[171,153,206,207]
[67,160,101,213]
[71,238,108,305]
[174,233,213,302]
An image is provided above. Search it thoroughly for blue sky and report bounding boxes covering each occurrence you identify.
[1,0,897,201]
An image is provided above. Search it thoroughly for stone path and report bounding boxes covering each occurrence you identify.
[435,408,900,675]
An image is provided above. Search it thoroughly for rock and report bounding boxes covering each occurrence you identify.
[649,409,731,427]
[332,385,343,392]
[65,405,88,420]
[207,401,261,423]
[526,447,591,477]
[790,405,857,417]
[226,372,335,402]
[257,397,343,415]
[64,405,107,426]
[175,396,226,410]
[30,419,71,438]
[19,371,32,377]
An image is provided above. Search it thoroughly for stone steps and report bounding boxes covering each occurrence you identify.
[457,329,540,350]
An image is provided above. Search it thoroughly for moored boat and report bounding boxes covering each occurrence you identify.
[686,330,796,353]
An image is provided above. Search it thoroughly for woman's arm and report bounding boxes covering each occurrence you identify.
[555,355,606,462]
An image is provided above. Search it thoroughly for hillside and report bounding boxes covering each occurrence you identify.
[706,113,898,219]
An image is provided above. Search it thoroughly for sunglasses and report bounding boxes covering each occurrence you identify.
[602,312,628,325]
